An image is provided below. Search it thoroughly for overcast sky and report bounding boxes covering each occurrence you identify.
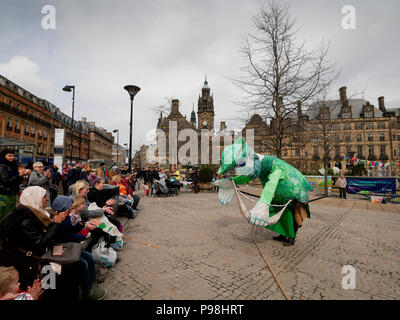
[1,0,399,151]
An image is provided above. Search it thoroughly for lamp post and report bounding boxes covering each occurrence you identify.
[63,85,75,163]
[124,85,141,173]
[113,129,119,166]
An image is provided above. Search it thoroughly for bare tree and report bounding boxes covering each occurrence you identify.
[233,1,339,157]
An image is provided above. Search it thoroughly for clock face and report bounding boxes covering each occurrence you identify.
[203,120,207,126]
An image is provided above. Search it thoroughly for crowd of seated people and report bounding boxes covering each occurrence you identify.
[0,152,145,300]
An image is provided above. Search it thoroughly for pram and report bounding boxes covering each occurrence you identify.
[152,179,179,197]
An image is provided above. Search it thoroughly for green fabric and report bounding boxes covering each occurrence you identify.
[266,206,295,238]
[0,194,17,220]
[218,137,247,175]
[232,175,252,185]
[259,167,284,205]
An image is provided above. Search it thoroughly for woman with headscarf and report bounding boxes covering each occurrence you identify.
[0,149,31,219]
[0,186,68,291]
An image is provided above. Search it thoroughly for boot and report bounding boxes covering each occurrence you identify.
[272,235,287,242]
[85,285,107,300]
[283,238,295,247]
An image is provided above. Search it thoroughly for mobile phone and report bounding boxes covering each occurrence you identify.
[52,245,64,256]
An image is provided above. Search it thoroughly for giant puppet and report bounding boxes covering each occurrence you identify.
[214,138,313,246]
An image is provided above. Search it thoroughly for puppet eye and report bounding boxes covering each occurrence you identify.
[238,160,246,167]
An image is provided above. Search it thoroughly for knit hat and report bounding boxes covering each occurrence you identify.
[52,196,73,213]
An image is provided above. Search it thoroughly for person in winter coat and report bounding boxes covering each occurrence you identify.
[70,180,117,250]
[0,186,68,290]
[0,149,31,219]
[52,195,106,300]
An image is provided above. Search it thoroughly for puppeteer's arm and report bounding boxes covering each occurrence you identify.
[259,166,285,205]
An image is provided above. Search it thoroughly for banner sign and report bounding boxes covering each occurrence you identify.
[346,177,396,194]
[305,176,332,194]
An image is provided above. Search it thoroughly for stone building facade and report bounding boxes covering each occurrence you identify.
[87,120,114,162]
[0,74,114,165]
[155,77,218,169]
[242,86,400,173]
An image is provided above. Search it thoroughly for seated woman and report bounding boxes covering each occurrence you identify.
[87,177,123,232]
[110,175,141,214]
[69,180,117,250]
[0,186,79,299]
[52,195,106,300]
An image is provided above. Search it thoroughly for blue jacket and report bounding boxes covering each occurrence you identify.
[59,215,86,243]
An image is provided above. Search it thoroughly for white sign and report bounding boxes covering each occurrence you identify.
[54,129,65,146]
[54,155,63,170]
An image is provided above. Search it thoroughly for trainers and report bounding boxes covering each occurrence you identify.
[86,285,107,300]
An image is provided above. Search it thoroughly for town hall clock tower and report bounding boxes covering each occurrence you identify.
[197,76,215,131]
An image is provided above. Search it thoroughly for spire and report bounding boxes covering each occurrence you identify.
[202,75,209,89]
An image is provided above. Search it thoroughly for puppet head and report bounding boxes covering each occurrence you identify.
[218,137,261,179]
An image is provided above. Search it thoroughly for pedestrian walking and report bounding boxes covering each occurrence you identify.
[338,172,347,199]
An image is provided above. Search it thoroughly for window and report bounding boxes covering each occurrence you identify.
[335,146,340,157]
[6,118,12,130]
[379,133,385,141]
[356,134,362,142]
[355,123,364,130]
[378,122,386,129]
[30,126,35,137]
[38,129,42,138]
[357,145,363,155]
[364,112,374,118]
[345,133,350,142]
[344,123,351,130]
[368,146,374,157]
[366,123,374,129]
[15,121,20,132]
[333,123,340,131]
[368,134,373,141]
[312,136,318,143]
[380,145,386,156]
[295,148,300,157]
[44,130,47,139]
[342,113,351,119]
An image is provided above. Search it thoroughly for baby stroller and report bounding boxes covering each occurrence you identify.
[152,179,178,197]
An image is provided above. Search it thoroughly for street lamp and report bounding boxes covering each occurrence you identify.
[113,129,119,166]
[63,85,75,163]
[124,85,141,173]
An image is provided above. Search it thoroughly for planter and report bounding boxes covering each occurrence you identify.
[199,182,214,192]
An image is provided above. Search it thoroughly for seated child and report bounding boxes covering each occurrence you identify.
[52,196,107,300]
[0,266,43,300]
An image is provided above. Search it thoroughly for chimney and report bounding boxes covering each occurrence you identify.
[339,86,348,106]
[171,99,179,114]
[378,96,386,113]
[81,117,87,123]
[296,101,302,117]
[88,121,95,126]
[220,121,227,131]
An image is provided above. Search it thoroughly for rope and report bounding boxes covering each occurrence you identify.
[252,226,291,300]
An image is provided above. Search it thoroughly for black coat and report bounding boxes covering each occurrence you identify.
[0,206,61,256]
[0,161,22,195]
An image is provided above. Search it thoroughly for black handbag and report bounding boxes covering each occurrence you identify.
[40,242,82,265]
[14,242,82,265]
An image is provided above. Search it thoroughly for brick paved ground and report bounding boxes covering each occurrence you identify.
[101,188,400,300]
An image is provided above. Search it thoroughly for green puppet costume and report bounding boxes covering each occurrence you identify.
[215,138,313,239]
